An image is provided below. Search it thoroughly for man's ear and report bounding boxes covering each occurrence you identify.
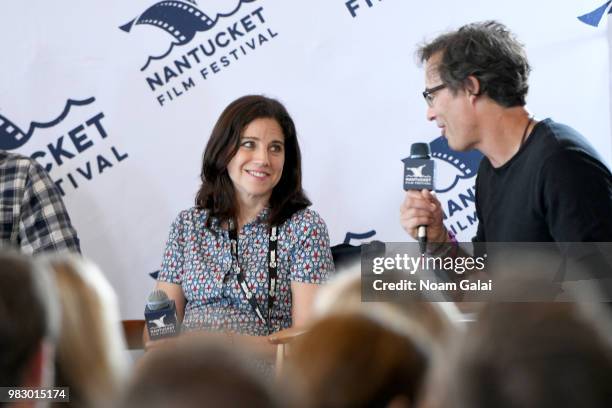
[465,75,481,98]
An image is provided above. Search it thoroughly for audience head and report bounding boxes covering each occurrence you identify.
[0,251,59,388]
[289,314,428,408]
[46,255,127,407]
[314,269,462,348]
[122,338,279,408]
[196,94,310,225]
[434,302,612,408]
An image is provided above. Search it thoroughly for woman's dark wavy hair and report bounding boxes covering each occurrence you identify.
[417,21,531,107]
[195,95,311,226]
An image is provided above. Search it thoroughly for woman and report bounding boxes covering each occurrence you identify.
[153,95,334,349]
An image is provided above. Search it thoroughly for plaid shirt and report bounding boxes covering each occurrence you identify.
[0,151,80,254]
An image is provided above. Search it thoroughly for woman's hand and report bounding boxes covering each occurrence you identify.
[142,281,186,346]
[144,336,179,352]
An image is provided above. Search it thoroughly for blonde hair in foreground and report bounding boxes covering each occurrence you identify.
[47,255,127,407]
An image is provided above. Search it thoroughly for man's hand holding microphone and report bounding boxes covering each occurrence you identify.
[400,188,448,250]
[401,142,450,254]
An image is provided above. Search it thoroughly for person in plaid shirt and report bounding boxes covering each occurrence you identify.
[0,151,80,254]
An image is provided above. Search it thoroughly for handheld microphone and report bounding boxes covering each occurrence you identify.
[402,143,436,255]
[144,289,179,340]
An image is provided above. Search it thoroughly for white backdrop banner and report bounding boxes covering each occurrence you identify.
[1,0,610,317]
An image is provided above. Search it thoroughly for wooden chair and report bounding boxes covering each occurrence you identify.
[124,318,306,378]
[266,243,375,376]
[122,319,146,350]
[268,326,308,378]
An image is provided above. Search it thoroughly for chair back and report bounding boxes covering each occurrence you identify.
[122,319,145,350]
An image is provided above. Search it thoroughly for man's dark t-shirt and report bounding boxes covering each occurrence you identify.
[474,118,612,242]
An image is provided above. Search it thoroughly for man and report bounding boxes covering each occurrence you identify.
[0,252,60,403]
[0,151,80,254]
[401,21,612,245]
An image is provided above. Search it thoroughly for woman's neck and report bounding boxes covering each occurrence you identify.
[235,193,270,231]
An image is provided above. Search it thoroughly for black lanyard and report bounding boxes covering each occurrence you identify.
[228,219,278,333]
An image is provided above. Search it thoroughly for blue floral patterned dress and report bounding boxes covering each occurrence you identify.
[157,207,334,336]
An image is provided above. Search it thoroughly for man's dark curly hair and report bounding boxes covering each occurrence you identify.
[417,21,531,107]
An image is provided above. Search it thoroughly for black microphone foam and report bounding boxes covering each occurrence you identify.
[410,142,431,159]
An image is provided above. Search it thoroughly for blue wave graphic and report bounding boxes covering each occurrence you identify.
[141,42,179,71]
[429,136,482,194]
[212,0,258,23]
[435,173,475,194]
[26,97,96,134]
[578,1,612,27]
[0,97,96,150]
[343,230,376,244]
[138,0,258,71]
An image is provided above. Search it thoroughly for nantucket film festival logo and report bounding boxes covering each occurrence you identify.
[0,98,129,196]
[429,136,482,240]
[120,0,278,107]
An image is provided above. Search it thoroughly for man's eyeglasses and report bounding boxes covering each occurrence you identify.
[422,84,446,107]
